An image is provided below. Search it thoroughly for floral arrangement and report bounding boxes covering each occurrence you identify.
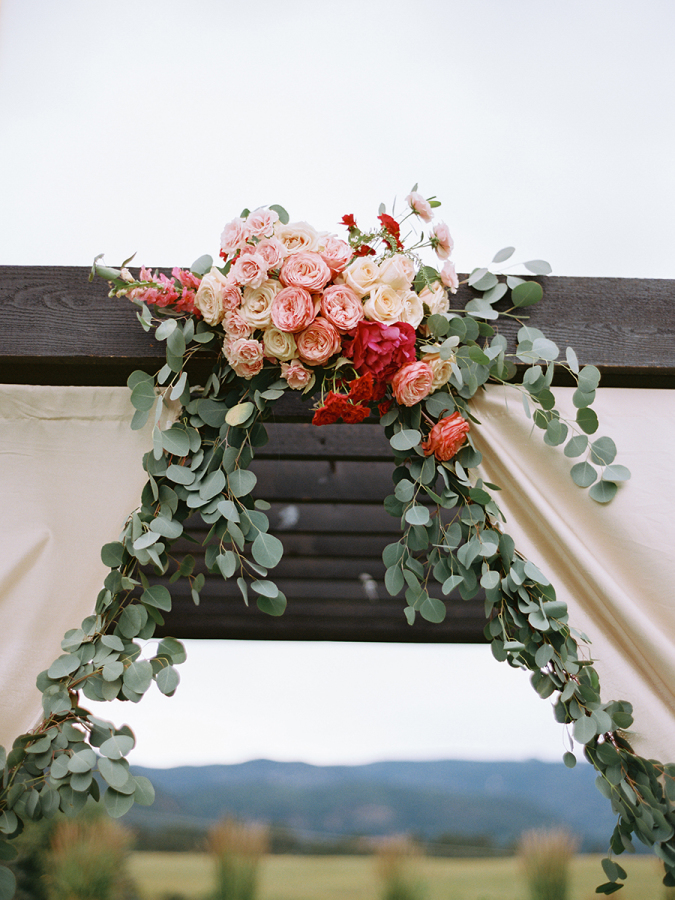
[0,189,672,900]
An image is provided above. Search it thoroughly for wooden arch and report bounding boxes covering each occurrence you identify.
[1,267,673,643]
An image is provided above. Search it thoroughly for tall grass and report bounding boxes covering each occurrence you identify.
[46,815,135,900]
[374,837,426,900]
[518,827,578,900]
[207,819,268,900]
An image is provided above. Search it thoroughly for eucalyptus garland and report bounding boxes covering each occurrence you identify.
[0,191,672,899]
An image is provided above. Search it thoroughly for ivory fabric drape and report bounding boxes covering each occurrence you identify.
[472,386,675,762]
[0,386,155,750]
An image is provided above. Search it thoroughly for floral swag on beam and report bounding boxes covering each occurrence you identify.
[0,188,671,899]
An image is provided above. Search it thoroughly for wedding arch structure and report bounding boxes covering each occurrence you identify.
[1,267,673,647]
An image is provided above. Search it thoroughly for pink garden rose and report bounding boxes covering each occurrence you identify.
[271,286,317,333]
[405,191,434,223]
[391,360,434,407]
[319,235,353,274]
[320,284,364,333]
[256,237,288,270]
[220,217,251,256]
[229,252,268,289]
[295,317,341,366]
[440,260,459,292]
[345,320,417,381]
[431,222,454,260]
[224,337,264,379]
[222,309,252,340]
[281,359,314,390]
[247,207,279,238]
[280,251,332,292]
[421,411,470,461]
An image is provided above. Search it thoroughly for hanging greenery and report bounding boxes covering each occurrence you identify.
[0,188,671,899]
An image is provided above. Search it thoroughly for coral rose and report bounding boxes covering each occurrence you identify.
[391,361,434,407]
[321,284,364,333]
[345,320,417,381]
[421,412,470,461]
[280,251,332,292]
[271,286,317,333]
[295,317,341,366]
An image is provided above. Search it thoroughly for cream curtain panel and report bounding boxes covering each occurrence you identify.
[0,386,154,749]
[1,384,674,762]
[473,387,675,762]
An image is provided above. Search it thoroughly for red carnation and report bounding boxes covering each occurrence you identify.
[354,244,376,257]
[378,213,404,250]
[344,320,417,381]
[341,214,357,229]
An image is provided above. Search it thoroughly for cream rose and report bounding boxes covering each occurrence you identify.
[419,283,449,317]
[320,284,364,333]
[263,327,297,362]
[274,221,320,254]
[271,286,317,333]
[280,251,332,292]
[341,257,381,298]
[398,289,425,330]
[241,278,281,329]
[363,284,405,325]
[295,317,341,366]
[378,254,414,291]
[193,267,232,325]
[424,352,455,390]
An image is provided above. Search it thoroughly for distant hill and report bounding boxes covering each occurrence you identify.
[126,758,617,851]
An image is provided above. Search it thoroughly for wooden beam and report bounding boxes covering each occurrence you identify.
[1,267,673,389]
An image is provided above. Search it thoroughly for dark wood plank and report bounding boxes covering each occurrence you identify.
[1,267,673,387]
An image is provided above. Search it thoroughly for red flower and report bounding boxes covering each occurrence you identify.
[378,213,404,250]
[344,320,417,381]
[341,214,357,229]
[312,390,371,426]
[354,244,376,257]
[421,412,470,461]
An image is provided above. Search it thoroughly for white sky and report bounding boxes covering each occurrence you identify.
[1,0,673,767]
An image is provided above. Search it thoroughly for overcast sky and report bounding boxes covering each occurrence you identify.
[1,0,673,768]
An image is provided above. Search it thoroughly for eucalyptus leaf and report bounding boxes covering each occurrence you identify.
[103,787,135,818]
[570,462,597,488]
[590,480,618,503]
[420,596,446,623]
[226,402,255,427]
[257,592,287,616]
[492,246,515,263]
[523,259,552,275]
[390,429,422,452]
[252,532,284,568]
[228,469,257,498]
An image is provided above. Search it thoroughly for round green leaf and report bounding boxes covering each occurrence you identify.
[390,429,422,452]
[578,365,601,392]
[103,787,135,819]
[199,469,226,501]
[99,733,135,760]
[523,259,552,275]
[161,426,191,457]
[492,246,515,263]
[252,532,284,568]
[563,434,588,458]
[156,665,180,696]
[123,660,153,695]
[257,592,287,616]
[130,380,157,412]
[166,464,195,485]
[0,866,16,900]
[576,407,599,434]
[602,464,631,482]
[134,775,156,807]
[228,469,257,498]
[590,436,617,466]
[573,388,595,408]
[225,401,255,427]
[570,461,597,487]
[590,481,618,504]
[405,505,430,527]
[99,757,131,790]
[563,751,577,769]
[141,585,172,611]
[216,552,237,579]
[48,654,80,680]
[574,715,597,744]
[420,596,446,623]
[511,281,543,307]
[101,542,125,568]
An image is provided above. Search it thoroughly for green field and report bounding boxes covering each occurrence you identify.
[129,852,669,900]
